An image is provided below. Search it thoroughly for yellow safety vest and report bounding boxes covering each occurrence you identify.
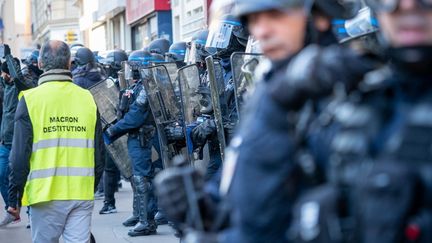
[21,81,97,206]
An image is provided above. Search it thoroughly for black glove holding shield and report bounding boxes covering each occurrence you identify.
[154,166,205,226]
[191,119,217,147]
[165,125,185,143]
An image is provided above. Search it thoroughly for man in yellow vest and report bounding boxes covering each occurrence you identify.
[6,40,105,243]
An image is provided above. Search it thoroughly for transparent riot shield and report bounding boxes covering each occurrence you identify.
[178,64,201,125]
[89,78,132,178]
[205,56,227,160]
[140,66,183,168]
[161,62,182,103]
[106,136,133,179]
[230,52,265,121]
[177,64,203,161]
[89,78,119,127]
[141,65,182,123]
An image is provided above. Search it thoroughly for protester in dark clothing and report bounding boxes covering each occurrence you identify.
[72,47,106,89]
[0,57,39,227]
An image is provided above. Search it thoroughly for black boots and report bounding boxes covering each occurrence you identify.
[128,219,157,237]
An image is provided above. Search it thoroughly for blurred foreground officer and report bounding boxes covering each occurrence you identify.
[225,0,372,242]
[105,50,159,237]
[7,40,105,243]
[229,0,432,243]
[155,0,366,242]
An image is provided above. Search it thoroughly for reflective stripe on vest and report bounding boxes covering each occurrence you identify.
[32,138,94,152]
[28,167,95,180]
[21,81,97,206]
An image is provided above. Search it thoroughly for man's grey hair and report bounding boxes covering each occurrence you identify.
[39,40,71,71]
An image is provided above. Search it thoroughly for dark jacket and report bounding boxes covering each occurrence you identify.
[72,64,106,89]
[108,82,154,140]
[21,64,42,88]
[8,69,105,208]
[0,78,19,146]
[0,65,40,146]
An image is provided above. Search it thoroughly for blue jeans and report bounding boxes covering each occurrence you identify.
[0,145,11,208]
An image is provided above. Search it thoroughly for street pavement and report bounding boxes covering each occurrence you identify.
[0,181,179,243]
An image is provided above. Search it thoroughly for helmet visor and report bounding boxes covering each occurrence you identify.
[123,61,133,80]
[206,20,240,54]
[343,7,379,41]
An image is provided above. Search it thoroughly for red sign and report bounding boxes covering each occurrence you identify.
[126,0,171,24]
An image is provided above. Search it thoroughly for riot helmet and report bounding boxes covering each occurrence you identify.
[187,30,211,64]
[101,49,128,78]
[128,50,153,64]
[234,0,307,24]
[106,50,129,69]
[340,7,382,57]
[336,7,379,43]
[148,38,171,56]
[165,41,187,62]
[74,47,96,66]
[205,14,248,58]
[235,0,360,22]
[127,50,153,80]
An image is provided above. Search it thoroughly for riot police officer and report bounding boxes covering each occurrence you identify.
[155,0,368,242]
[187,30,211,68]
[98,49,129,215]
[164,30,211,152]
[101,49,128,79]
[277,1,432,242]
[105,50,159,236]
[191,15,248,181]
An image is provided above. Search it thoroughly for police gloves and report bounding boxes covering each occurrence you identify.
[154,166,205,225]
[165,125,184,143]
[269,44,376,110]
[191,119,217,146]
[103,126,116,145]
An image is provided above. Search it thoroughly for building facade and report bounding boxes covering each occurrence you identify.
[32,0,81,46]
[77,0,131,51]
[0,0,33,58]
[171,0,211,42]
[126,0,172,50]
